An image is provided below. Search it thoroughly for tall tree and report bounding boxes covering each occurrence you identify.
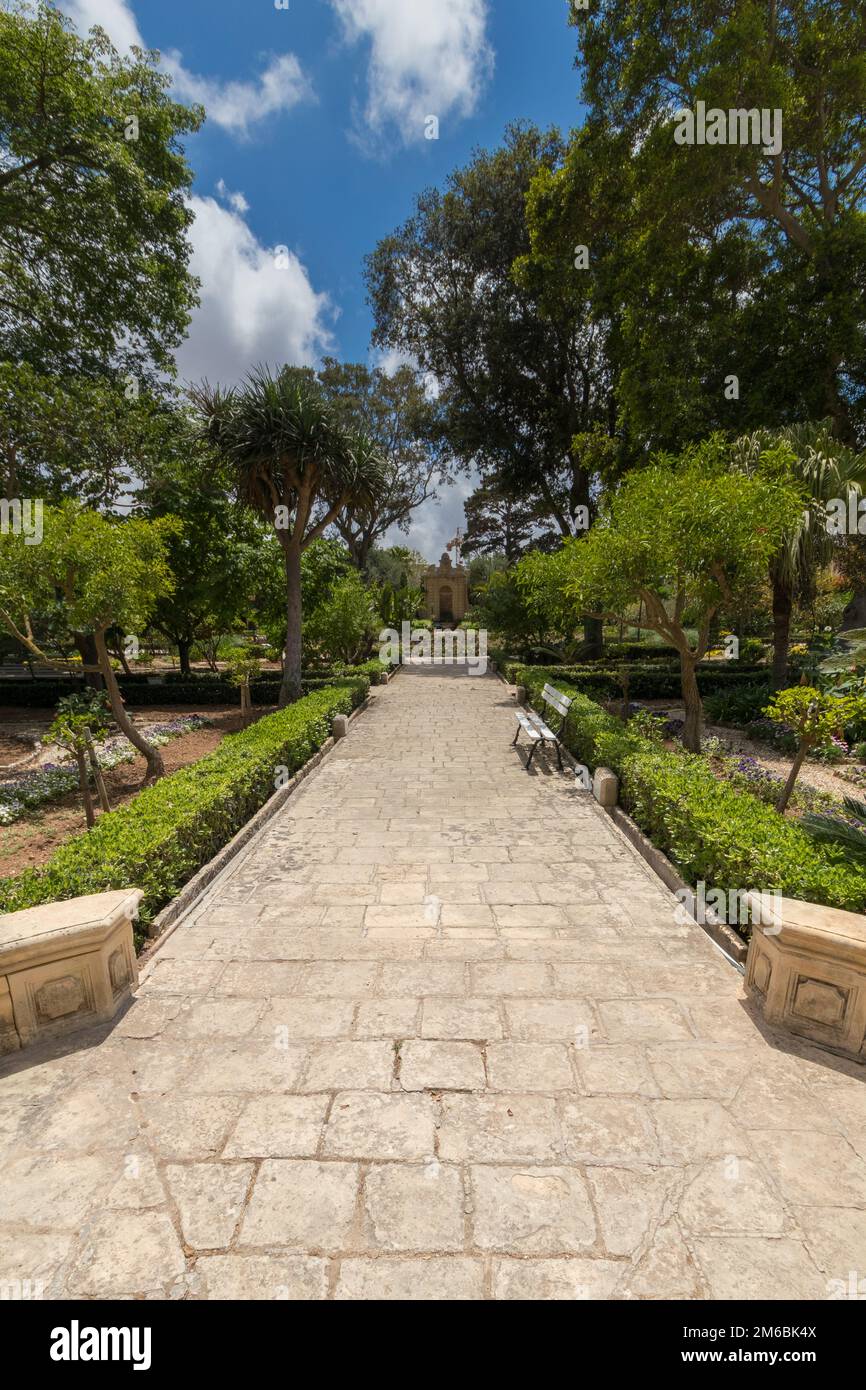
[462,473,550,563]
[568,0,866,446]
[317,358,443,571]
[0,0,201,380]
[194,368,386,705]
[365,122,618,649]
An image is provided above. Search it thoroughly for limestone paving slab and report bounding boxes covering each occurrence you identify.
[1,665,865,1300]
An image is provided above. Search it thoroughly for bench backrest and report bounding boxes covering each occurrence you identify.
[541,683,572,719]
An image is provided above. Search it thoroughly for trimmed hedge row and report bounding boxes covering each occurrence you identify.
[513,666,866,922]
[0,680,367,936]
[502,659,768,702]
[0,660,391,708]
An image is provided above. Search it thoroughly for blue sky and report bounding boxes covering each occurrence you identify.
[62,0,586,555]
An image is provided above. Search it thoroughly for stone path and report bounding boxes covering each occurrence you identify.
[2,665,866,1301]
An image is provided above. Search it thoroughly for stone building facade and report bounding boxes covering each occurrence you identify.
[423,552,468,623]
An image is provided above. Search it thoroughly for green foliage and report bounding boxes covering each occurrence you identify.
[45,690,112,755]
[0,683,366,933]
[0,0,202,379]
[513,667,866,921]
[764,686,861,751]
[305,572,377,666]
[0,501,176,647]
[378,581,424,629]
[802,798,866,866]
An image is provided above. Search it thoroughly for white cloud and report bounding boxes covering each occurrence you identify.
[329,0,494,147]
[176,196,335,386]
[388,471,476,562]
[65,0,313,137]
[215,179,250,215]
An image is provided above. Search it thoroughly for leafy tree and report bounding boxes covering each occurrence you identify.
[0,0,202,379]
[732,422,866,685]
[365,122,618,649]
[564,439,805,751]
[366,545,426,590]
[317,358,444,570]
[194,368,386,705]
[224,645,262,726]
[305,571,377,666]
[43,690,112,828]
[567,0,866,445]
[462,473,550,563]
[140,432,279,675]
[765,686,863,812]
[0,502,176,780]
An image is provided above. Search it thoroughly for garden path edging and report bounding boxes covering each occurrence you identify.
[139,693,374,961]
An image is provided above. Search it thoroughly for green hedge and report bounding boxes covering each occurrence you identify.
[502,660,768,701]
[514,667,866,923]
[0,661,390,708]
[0,681,367,938]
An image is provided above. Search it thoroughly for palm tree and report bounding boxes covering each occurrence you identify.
[193,368,385,706]
[732,423,866,687]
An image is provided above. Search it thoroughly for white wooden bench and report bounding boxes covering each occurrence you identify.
[512,682,572,770]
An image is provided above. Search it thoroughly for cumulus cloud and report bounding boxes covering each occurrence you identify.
[215,179,250,215]
[388,470,476,562]
[65,0,313,137]
[329,0,494,147]
[176,196,336,386]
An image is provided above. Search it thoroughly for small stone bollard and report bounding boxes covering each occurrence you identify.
[333,714,349,741]
[592,766,619,809]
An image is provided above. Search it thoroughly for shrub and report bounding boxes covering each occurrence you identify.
[0,682,367,938]
[512,667,866,925]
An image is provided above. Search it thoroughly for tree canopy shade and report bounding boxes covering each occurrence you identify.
[562,437,806,751]
[0,0,202,379]
[567,0,866,446]
[0,502,176,780]
[194,368,386,704]
[462,473,553,564]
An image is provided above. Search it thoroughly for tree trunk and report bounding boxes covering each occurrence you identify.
[177,639,192,677]
[582,615,603,659]
[841,584,866,633]
[681,655,703,754]
[111,640,132,677]
[777,741,811,814]
[772,575,793,688]
[75,747,95,828]
[280,542,303,708]
[94,629,165,783]
[85,731,111,813]
[73,632,104,690]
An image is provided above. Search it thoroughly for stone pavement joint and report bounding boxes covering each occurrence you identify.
[1,666,865,1301]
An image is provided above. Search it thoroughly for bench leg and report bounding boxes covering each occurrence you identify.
[555,740,563,770]
[512,727,521,747]
[526,741,537,769]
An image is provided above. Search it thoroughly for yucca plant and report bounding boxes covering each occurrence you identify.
[801,797,866,866]
[193,368,386,705]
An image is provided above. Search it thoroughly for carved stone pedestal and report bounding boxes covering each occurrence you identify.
[745,895,866,1061]
[0,889,142,1053]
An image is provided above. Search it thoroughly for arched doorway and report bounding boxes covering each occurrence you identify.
[439,585,453,622]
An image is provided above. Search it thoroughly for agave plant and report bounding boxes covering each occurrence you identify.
[801,797,866,866]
